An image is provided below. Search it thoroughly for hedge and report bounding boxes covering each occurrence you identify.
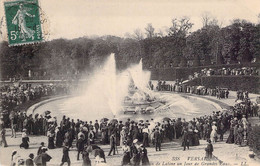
[248,125,260,158]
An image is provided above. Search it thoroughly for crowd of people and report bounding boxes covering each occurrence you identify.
[0,82,259,166]
[189,66,258,80]
[157,80,230,99]
[0,83,70,127]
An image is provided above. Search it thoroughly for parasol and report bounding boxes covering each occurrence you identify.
[100,118,109,123]
[146,106,154,112]
[82,126,88,132]
[34,153,52,165]
[92,148,106,162]
[196,86,205,89]
[236,100,245,104]
[163,117,171,121]
[86,144,101,153]
[48,117,56,123]
[34,113,39,119]
[43,110,51,115]
[110,119,118,124]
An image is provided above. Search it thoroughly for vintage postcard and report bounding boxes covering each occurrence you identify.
[0,0,259,166]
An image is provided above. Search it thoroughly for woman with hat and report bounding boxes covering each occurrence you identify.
[0,125,8,147]
[210,122,217,143]
[60,143,70,166]
[47,129,55,149]
[130,139,141,165]
[11,150,18,166]
[120,127,127,147]
[121,141,131,165]
[82,150,91,166]
[34,147,52,166]
[140,144,150,165]
[20,129,29,149]
[55,127,63,148]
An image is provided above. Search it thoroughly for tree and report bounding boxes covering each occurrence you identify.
[239,21,255,63]
[204,54,211,66]
[145,23,155,38]
[133,29,144,41]
[168,17,193,37]
[179,56,188,67]
[216,50,224,65]
[193,54,201,67]
[201,12,219,27]
[227,20,242,63]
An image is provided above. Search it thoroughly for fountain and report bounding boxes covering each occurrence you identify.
[75,53,161,117]
[33,53,219,122]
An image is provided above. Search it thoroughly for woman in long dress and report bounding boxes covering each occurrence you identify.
[120,128,127,147]
[226,124,235,144]
[140,145,150,165]
[47,129,55,149]
[20,129,29,149]
[82,151,91,166]
[210,123,217,143]
[193,129,200,146]
[235,125,244,146]
[121,141,131,166]
[56,127,63,148]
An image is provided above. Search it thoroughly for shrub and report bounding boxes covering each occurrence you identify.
[248,125,260,158]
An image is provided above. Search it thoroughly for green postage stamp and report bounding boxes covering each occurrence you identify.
[4,0,43,46]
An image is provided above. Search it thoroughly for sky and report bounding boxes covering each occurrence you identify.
[0,0,259,41]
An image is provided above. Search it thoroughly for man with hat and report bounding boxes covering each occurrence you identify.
[25,153,34,166]
[60,143,71,166]
[34,147,52,166]
[205,140,213,159]
[142,126,150,147]
[108,133,116,156]
[0,124,8,147]
[37,142,46,155]
[76,134,85,160]
[94,120,99,137]
[182,129,189,151]
[154,128,161,151]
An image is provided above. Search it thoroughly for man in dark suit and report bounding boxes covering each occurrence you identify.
[154,128,161,151]
[37,142,45,155]
[25,153,34,166]
[94,120,99,138]
[76,135,85,160]
[108,133,116,156]
[205,140,213,159]
[60,143,70,166]
[182,129,189,151]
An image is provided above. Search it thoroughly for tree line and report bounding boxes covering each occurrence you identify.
[0,16,259,80]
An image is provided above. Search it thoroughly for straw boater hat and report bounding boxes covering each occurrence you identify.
[133,139,138,144]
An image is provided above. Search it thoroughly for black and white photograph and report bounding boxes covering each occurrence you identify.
[0,0,260,165]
